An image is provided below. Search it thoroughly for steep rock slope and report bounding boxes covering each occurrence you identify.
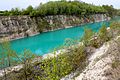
[0,14,107,40]
[75,36,120,80]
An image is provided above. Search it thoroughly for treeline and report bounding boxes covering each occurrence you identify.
[0,1,107,17]
[102,5,118,17]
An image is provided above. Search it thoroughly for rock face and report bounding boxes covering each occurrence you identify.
[0,16,38,39]
[75,36,120,80]
[0,14,108,40]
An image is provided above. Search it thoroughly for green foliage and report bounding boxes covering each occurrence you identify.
[82,28,93,46]
[0,1,106,16]
[17,50,36,80]
[0,39,87,80]
[38,53,72,80]
[109,22,120,38]
[37,19,49,32]
[20,49,36,62]
[90,22,120,48]
[22,5,33,15]
[0,40,37,80]
[110,22,120,30]
[36,1,106,16]
[98,25,109,44]
[36,44,86,80]
[0,40,18,68]
[102,5,117,17]
[69,45,86,70]
[9,8,21,15]
[0,49,37,80]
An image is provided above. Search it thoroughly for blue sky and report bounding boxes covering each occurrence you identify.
[0,0,120,10]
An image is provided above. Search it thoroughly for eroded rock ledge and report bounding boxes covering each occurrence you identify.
[75,36,120,80]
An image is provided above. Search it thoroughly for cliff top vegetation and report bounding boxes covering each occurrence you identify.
[0,1,112,17]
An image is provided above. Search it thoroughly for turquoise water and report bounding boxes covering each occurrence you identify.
[0,20,113,56]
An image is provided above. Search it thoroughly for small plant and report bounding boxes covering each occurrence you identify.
[112,60,120,69]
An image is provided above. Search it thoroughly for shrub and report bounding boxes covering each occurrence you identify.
[110,22,120,29]
[109,22,120,37]
[82,28,93,47]
[37,52,72,80]
[0,39,18,68]
[37,19,49,33]
[98,25,109,45]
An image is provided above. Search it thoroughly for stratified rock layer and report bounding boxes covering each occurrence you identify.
[0,14,107,40]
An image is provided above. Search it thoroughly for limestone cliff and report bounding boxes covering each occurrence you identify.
[0,14,107,40]
[0,16,38,39]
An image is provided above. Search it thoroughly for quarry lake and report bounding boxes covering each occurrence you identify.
[1,18,120,56]
[6,21,111,55]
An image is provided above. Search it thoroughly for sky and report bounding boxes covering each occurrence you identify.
[0,0,120,11]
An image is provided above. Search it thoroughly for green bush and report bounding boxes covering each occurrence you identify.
[37,19,49,33]
[82,28,93,47]
[98,25,109,44]
[110,22,120,30]
[110,22,120,39]
[37,53,72,80]
[0,40,18,68]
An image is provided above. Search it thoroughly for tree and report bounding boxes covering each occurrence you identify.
[37,19,49,32]
[102,5,117,17]
[10,8,21,15]
[18,50,36,80]
[98,25,108,44]
[22,5,33,15]
[82,28,93,46]
[27,5,33,13]
[0,39,18,67]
